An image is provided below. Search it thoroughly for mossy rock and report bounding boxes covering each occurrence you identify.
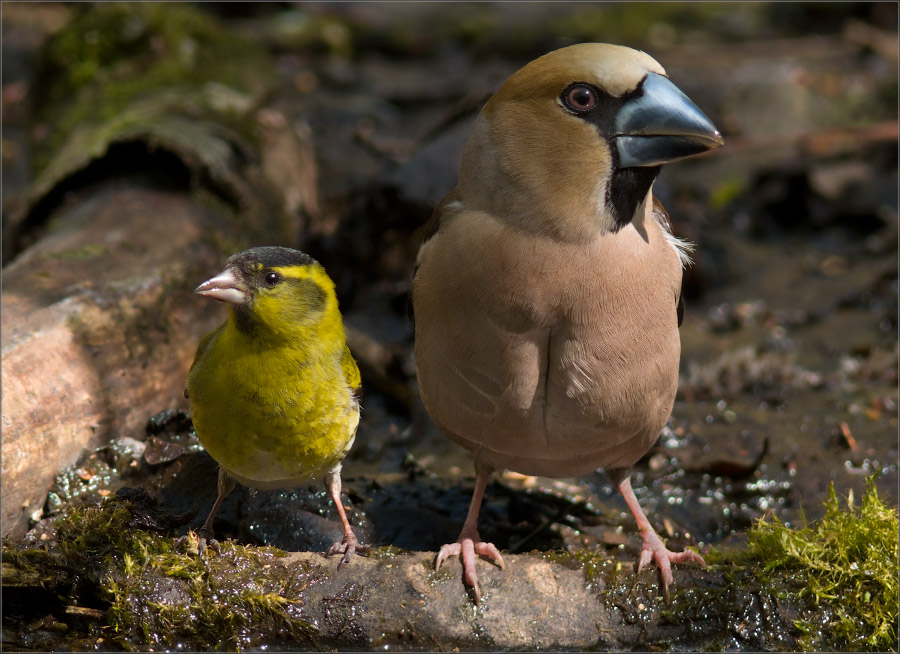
[4,478,896,650]
[12,3,288,258]
[32,2,274,165]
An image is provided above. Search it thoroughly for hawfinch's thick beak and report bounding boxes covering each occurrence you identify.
[615,72,724,168]
[195,267,249,305]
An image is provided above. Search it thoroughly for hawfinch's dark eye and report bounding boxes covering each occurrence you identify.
[264,271,281,286]
[562,84,597,113]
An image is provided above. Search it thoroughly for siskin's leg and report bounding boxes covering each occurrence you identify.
[181,466,236,556]
[324,466,361,566]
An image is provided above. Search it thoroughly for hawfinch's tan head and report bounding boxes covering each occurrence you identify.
[459,43,723,238]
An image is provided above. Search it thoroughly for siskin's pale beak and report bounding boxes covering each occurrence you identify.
[615,72,724,168]
[194,267,249,305]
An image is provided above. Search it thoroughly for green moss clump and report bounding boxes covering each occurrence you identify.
[33,3,274,171]
[747,478,898,651]
[5,498,320,651]
[103,537,318,651]
[55,499,140,562]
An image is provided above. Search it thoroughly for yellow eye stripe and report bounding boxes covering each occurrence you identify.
[249,263,343,338]
[271,264,334,289]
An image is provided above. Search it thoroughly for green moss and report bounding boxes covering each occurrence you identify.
[4,499,321,651]
[48,243,111,261]
[370,544,404,560]
[745,478,898,651]
[54,499,143,566]
[541,548,617,587]
[34,3,274,172]
[103,538,318,651]
[1,547,66,588]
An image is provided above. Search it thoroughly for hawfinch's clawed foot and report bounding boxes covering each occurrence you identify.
[436,530,505,604]
[637,527,706,603]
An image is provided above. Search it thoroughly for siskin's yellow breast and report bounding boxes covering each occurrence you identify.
[187,320,360,489]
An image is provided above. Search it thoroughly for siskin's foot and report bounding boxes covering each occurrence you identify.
[175,528,221,557]
[435,529,504,604]
[637,527,705,603]
[327,531,363,567]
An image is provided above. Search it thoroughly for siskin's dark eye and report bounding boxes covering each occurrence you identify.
[264,271,281,286]
[562,83,597,114]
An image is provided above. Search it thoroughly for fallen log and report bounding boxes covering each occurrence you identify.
[1,4,317,538]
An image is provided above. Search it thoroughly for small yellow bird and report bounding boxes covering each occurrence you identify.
[412,43,723,601]
[185,246,362,563]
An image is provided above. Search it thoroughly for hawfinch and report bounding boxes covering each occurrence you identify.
[412,43,723,602]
